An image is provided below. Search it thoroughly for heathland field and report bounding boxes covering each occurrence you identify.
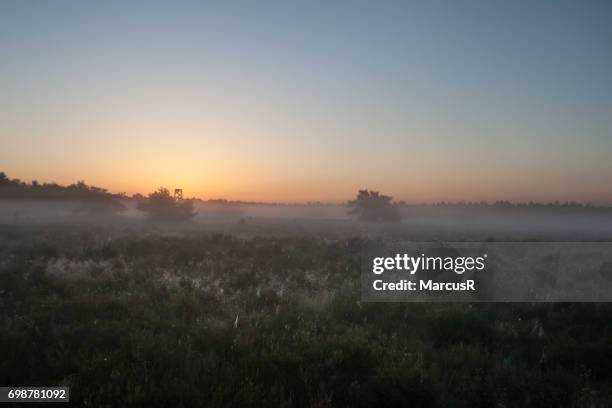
[2,212,612,407]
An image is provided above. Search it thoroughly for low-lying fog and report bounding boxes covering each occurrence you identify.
[1,198,611,241]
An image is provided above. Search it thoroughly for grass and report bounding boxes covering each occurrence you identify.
[1,226,611,407]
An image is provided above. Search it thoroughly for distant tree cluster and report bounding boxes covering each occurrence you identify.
[348,189,401,222]
[399,200,609,213]
[0,171,125,214]
[137,187,196,221]
[423,200,598,208]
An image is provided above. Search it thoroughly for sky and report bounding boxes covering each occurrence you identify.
[1,1,612,203]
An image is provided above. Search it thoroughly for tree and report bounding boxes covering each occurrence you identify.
[347,189,401,222]
[0,172,9,185]
[137,187,196,221]
[0,171,125,214]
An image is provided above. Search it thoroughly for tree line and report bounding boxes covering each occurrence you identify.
[2,172,609,223]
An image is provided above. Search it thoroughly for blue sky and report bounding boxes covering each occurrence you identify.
[1,1,611,202]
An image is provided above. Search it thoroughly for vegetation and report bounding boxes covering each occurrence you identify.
[1,227,611,407]
[0,172,125,214]
[137,188,196,222]
[3,171,610,214]
[348,190,401,222]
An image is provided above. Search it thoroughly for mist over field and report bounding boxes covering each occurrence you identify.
[2,198,612,241]
[2,189,612,406]
[1,182,612,407]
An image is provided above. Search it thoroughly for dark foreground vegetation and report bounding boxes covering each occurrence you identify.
[1,226,612,407]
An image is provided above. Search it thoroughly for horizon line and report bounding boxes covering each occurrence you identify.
[1,171,611,208]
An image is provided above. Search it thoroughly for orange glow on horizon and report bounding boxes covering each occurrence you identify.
[4,167,610,206]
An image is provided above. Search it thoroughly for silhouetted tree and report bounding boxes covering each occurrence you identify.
[137,187,196,221]
[347,189,401,222]
[0,172,125,214]
[0,172,9,185]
